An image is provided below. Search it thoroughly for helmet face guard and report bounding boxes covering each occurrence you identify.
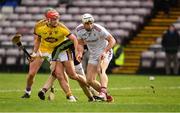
[81,13,94,23]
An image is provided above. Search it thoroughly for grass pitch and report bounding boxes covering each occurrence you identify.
[0,73,180,112]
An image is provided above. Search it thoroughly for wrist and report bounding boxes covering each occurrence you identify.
[103,49,108,53]
[33,49,37,53]
[31,51,37,57]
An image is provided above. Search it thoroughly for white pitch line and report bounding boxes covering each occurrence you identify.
[2,112,180,113]
[1,112,179,113]
[0,86,180,93]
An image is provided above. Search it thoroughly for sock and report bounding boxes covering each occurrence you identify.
[50,87,55,93]
[88,96,94,101]
[42,88,48,93]
[89,87,98,96]
[66,91,73,98]
[25,87,31,95]
[100,87,107,94]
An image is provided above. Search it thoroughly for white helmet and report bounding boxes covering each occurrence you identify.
[81,13,94,23]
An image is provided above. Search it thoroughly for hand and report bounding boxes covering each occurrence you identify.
[76,52,82,62]
[30,52,37,58]
[28,52,38,62]
[28,57,35,62]
[99,51,107,60]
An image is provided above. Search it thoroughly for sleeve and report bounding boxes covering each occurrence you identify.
[33,20,42,38]
[74,28,82,40]
[100,26,110,39]
[60,23,71,37]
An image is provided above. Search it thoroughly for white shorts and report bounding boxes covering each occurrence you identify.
[75,63,85,75]
[55,50,73,62]
[88,50,113,65]
[38,50,72,62]
[37,51,52,61]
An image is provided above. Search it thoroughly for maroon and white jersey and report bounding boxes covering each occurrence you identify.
[75,23,113,64]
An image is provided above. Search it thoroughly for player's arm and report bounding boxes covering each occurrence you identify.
[104,34,116,53]
[67,33,79,57]
[76,39,87,62]
[33,34,41,53]
[100,34,116,60]
[32,21,41,57]
[29,34,41,59]
[77,39,85,59]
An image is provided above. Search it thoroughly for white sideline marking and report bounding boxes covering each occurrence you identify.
[0,86,180,93]
[1,112,180,113]
[2,112,176,113]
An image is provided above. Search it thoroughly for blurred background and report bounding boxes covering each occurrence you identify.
[0,0,180,75]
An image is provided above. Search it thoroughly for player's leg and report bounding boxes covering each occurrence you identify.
[75,63,97,101]
[76,63,99,97]
[97,59,109,101]
[38,68,72,100]
[97,51,114,102]
[22,57,44,98]
[38,73,56,100]
[86,63,101,92]
[41,74,56,91]
[54,61,76,102]
[86,61,113,102]
[36,54,57,100]
[64,60,98,102]
[39,51,76,101]
[64,60,90,86]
